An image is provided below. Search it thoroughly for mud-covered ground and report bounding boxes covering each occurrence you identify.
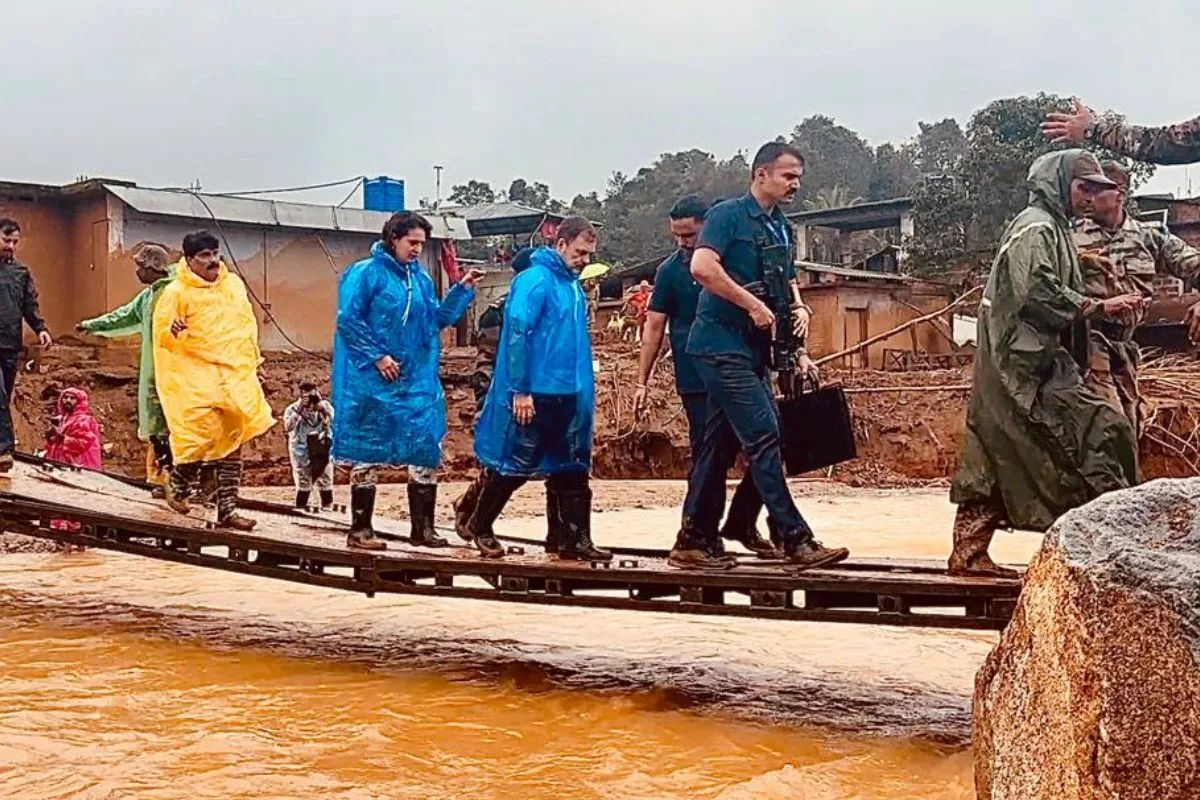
[13,337,1194,492]
[11,338,972,487]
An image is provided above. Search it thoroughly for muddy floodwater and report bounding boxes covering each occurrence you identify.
[0,484,1042,799]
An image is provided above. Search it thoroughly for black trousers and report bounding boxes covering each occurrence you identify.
[681,392,764,534]
[0,349,21,455]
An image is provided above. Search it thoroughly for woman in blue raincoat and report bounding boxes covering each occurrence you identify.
[332,211,482,551]
[467,217,611,562]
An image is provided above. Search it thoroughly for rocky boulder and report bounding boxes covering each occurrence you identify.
[974,478,1200,799]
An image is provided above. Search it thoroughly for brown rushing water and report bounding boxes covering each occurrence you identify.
[0,487,1041,799]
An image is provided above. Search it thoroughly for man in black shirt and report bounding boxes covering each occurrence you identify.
[0,218,53,473]
[634,195,776,562]
[675,144,848,570]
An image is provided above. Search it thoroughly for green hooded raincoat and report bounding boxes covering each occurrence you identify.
[949,150,1138,531]
[79,269,176,440]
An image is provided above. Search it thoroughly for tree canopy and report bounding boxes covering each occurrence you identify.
[438,95,1157,275]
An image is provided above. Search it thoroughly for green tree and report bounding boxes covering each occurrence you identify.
[787,115,876,207]
[804,184,864,210]
[507,178,550,208]
[594,149,749,265]
[915,118,968,175]
[870,142,920,200]
[447,179,497,206]
[906,94,1157,275]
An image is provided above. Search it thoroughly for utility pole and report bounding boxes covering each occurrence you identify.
[433,164,444,208]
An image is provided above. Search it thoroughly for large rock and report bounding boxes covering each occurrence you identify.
[974,478,1200,799]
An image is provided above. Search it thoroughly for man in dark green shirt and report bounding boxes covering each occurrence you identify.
[675,143,849,571]
[634,195,775,561]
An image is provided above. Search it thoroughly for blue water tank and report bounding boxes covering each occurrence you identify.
[363,176,406,212]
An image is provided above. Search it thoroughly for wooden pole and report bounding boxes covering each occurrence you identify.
[815,286,983,368]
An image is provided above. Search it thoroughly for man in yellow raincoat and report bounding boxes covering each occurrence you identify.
[153,231,275,531]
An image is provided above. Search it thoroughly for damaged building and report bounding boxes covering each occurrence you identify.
[0,178,470,352]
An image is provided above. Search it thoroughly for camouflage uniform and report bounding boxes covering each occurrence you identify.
[1072,214,1200,435]
[1089,114,1200,165]
[471,296,506,415]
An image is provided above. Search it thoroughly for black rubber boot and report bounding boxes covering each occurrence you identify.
[555,488,611,562]
[467,472,521,559]
[668,522,735,570]
[544,486,565,555]
[295,490,311,510]
[347,485,386,551]
[408,483,449,548]
[319,489,334,511]
[453,474,484,542]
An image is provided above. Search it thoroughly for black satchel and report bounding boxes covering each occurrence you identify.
[779,378,858,475]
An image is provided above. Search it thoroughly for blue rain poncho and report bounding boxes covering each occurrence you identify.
[474,246,595,477]
[332,241,474,468]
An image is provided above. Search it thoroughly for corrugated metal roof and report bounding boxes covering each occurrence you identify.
[447,201,557,222]
[105,185,471,240]
[798,261,910,283]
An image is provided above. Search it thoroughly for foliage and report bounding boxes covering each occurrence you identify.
[786,116,876,208]
[805,185,864,211]
[436,95,1159,274]
[507,178,564,213]
[906,93,1156,274]
[870,142,920,201]
[915,118,967,175]
[447,179,497,207]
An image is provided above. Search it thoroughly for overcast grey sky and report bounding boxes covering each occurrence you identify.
[9,0,1200,204]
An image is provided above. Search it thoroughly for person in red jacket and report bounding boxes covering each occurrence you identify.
[44,387,102,470]
[43,387,102,543]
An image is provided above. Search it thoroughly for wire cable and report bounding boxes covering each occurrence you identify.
[184,189,332,362]
[177,176,367,198]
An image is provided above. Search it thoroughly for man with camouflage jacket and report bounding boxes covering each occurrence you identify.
[1044,100,1200,165]
[1071,160,1200,438]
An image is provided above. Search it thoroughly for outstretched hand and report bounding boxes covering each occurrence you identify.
[1042,98,1094,145]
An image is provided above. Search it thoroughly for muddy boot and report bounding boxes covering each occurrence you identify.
[319,489,334,511]
[782,522,849,572]
[408,483,449,548]
[544,486,565,555]
[721,519,782,560]
[706,537,740,566]
[165,467,192,515]
[216,460,256,532]
[768,518,782,550]
[452,474,484,542]
[467,471,521,560]
[556,488,612,562]
[668,523,734,570]
[948,502,1018,579]
[294,490,311,510]
[347,484,386,551]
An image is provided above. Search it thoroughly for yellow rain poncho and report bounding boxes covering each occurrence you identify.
[152,259,275,464]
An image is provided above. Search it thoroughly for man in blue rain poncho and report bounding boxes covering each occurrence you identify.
[466,217,612,562]
[332,211,483,551]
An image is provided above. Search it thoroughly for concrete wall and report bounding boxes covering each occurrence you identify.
[0,192,466,353]
[803,283,954,368]
[117,212,380,352]
[0,197,75,341]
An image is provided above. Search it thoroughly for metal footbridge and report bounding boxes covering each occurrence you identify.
[0,457,1022,631]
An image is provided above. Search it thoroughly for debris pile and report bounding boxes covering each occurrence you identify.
[17,337,1200,488]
